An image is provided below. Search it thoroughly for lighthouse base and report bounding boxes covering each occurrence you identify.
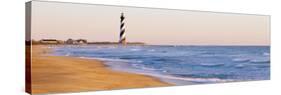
[119,39,126,45]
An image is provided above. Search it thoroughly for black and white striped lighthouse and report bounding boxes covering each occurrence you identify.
[119,12,126,45]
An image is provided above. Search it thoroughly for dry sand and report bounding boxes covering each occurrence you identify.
[31,45,170,94]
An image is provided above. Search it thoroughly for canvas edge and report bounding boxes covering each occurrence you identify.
[25,1,32,94]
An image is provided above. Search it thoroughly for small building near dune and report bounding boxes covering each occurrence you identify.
[39,39,60,44]
[76,39,87,44]
[65,39,75,44]
[65,39,87,45]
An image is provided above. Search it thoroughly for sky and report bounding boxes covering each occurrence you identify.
[30,1,270,45]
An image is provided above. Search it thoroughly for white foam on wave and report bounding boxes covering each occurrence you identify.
[65,53,71,56]
[232,56,270,64]
[130,48,142,51]
[199,63,224,67]
[232,58,250,62]
[78,57,145,66]
[138,66,162,71]
[263,52,270,56]
[235,64,245,68]
[250,59,270,63]
[134,72,232,83]
[81,57,131,62]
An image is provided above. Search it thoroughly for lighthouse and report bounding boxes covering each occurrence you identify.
[119,12,126,45]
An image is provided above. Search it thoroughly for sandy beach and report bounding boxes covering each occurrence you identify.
[31,45,170,94]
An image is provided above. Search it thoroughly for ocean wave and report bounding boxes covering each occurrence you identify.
[199,63,225,67]
[255,64,270,68]
[171,73,232,79]
[145,73,232,83]
[235,63,269,69]
[199,54,226,57]
[165,76,231,83]
[232,58,270,64]
[235,64,246,68]
[79,57,132,63]
[65,53,71,56]
[131,64,163,71]
[263,52,270,56]
[232,58,250,62]
[130,48,142,51]
[250,59,270,63]
[148,49,155,52]
[140,66,162,71]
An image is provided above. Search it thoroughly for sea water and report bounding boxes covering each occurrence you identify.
[53,45,270,85]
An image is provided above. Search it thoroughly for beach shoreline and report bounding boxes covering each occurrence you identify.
[31,45,170,94]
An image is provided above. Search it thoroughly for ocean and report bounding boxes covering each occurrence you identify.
[52,45,270,85]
